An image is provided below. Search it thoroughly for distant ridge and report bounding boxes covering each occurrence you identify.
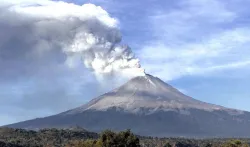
[5,74,250,137]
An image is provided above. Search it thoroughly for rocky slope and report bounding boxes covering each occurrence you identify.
[6,74,250,137]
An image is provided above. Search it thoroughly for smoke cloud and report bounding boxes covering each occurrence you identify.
[0,0,145,125]
[0,0,145,80]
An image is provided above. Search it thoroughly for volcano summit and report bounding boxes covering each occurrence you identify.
[6,74,250,137]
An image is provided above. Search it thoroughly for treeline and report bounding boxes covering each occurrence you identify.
[140,137,250,147]
[0,127,250,147]
[0,127,98,147]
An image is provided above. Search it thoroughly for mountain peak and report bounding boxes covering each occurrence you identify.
[128,74,160,85]
[130,74,176,87]
[65,74,236,115]
[112,73,179,95]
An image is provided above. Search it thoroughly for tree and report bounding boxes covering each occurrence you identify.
[222,140,250,147]
[115,129,140,147]
[164,142,172,147]
[100,130,117,147]
[70,130,140,147]
[204,143,212,147]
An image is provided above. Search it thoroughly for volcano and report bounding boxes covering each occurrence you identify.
[6,74,250,137]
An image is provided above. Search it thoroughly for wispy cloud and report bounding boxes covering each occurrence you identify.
[139,0,250,81]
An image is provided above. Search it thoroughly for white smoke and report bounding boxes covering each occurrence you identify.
[0,0,145,78]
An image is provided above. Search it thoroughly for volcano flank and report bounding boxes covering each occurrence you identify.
[6,74,250,137]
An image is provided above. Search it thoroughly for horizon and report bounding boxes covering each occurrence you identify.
[0,0,250,126]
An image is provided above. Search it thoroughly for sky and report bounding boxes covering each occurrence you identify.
[0,0,250,125]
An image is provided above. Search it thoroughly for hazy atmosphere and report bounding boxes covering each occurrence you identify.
[1,0,250,126]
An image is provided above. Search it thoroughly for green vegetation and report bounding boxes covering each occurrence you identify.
[0,127,98,147]
[0,127,249,147]
[68,129,140,147]
[222,140,249,147]
[140,138,250,147]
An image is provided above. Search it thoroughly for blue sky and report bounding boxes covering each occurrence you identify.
[0,0,250,125]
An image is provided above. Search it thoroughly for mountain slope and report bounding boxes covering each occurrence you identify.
[67,74,241,114]
[5,74,250,137]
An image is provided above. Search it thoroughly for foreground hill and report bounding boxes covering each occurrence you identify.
[6,74,250,137]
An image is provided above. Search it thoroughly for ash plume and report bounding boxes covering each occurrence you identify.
[0,0,145,79]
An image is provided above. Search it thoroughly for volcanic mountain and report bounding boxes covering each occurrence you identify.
[6,74,250,137]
